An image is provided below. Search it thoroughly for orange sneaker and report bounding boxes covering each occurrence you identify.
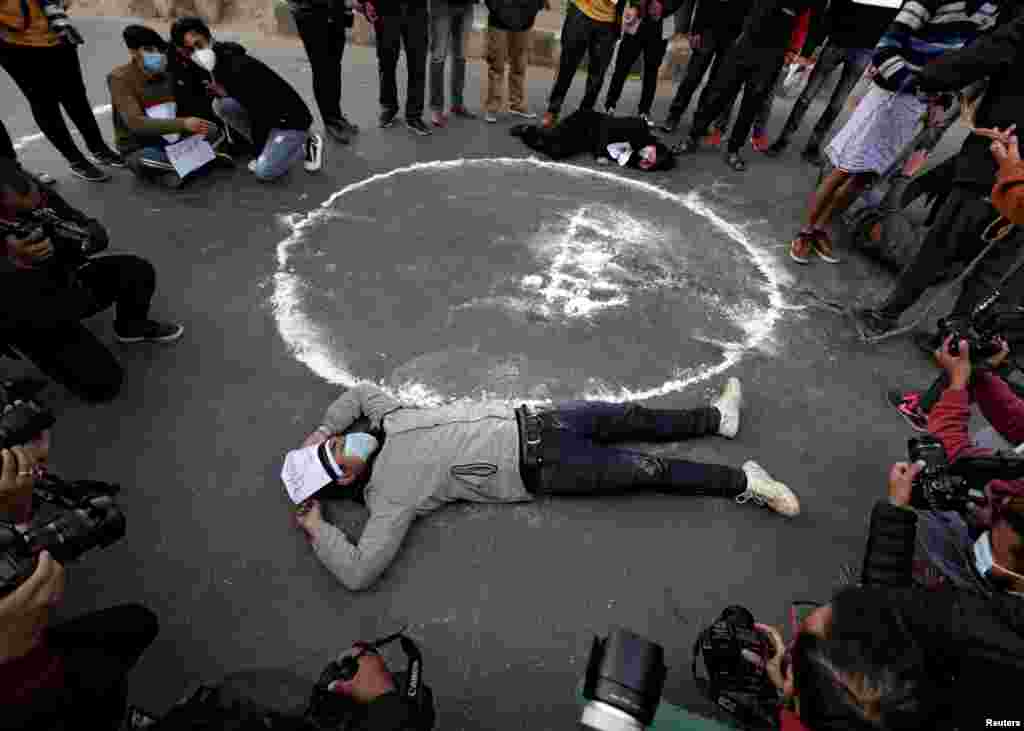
[813,231,840,264]
[790,232,814,264]
[542,111,558,129]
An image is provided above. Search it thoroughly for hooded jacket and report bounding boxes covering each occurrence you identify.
[308,384,532,591]
[206,41,313,150]
[917,10,1024,186]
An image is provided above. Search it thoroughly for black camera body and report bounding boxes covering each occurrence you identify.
[0,381,55,449]
[0,206,108,269]
[0,474,126,595]
[581,628,666,730]
[907,437,967,512]
[931,290,1024,363]
[693,606,778,728]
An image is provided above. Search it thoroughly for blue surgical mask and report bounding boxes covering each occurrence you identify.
[974,531,995,577]
[341,432,380,462]
[141,51,167,74]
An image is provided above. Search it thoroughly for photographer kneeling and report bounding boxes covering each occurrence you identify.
[0,430,158,731]
[0,159,183,402]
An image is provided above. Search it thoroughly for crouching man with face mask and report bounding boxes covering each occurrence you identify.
[108,25,228,189]
[170,17,324,182]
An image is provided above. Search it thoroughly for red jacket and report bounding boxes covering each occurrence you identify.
[927,372,1024,499]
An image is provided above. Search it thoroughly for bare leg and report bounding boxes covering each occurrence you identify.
[806,169,849,227]
[816,171,874,227]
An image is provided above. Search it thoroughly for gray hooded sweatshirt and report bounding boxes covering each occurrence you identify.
[311,384,533,590]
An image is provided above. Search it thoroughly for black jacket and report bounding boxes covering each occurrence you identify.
[167,48,217,121]
[210,42,314,150]
[824,0,895,51]
[917,10,1024,187]
[486,0,544,31]
[736,0,822,53]
[860,501,1024,728]
[356,692,422,730]
[0,190,109,335]
[689,0,754,40]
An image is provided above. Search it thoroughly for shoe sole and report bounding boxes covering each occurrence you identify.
[407,123,432,137]
[116,326,184,344]
[88,157,126,168]
[70,168,110,182]
[789,248,811,265]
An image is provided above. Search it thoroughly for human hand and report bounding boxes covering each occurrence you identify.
[330,651,396,704]
[183,117,212,136]
[294,499,323,542]
[987,337,1011,369]
[4,229,54,267]
[741,623,786,693]
[0,447,37,524]
[935,334,972,389]
[784,50,796,64]
[0,552,64,663]
[363,1,379,23]
[888,461,924,507]
[973,124,1017,146]
[301,428,330,449]
[689,33,702,50]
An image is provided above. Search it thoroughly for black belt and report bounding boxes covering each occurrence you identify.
[515,405,544,493]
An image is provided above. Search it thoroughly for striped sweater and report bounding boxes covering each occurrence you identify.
[873,0,999,92]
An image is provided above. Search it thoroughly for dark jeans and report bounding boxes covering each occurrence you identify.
[690,43,786,154]
[376,4,430,120]
[666,28,737,122]
[547,3,619,115]
[604,22,667,115]
[878,185,1024,321]
[293,5,349,124]
[9,255,157,402]
[532,402,746,497]
[0,42,110,166]
[774,42,872,149]
[4,605,159,731]
[0,117,14,159]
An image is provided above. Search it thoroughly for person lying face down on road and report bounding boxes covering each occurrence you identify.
[283,379,800,592]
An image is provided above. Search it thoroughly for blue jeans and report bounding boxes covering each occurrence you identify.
[532,402,746,497]
[429,0,471,111]
[775,43,872,148]
[212,97,308,181]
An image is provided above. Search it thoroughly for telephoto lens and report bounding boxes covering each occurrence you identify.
[581,628,666,731]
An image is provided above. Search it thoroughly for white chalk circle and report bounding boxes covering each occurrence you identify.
[273,158,789,406]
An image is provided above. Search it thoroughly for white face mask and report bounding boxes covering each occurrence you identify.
[192,47,216,72]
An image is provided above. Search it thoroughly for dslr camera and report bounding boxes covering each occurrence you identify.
[305,629,435,731]
[907,435,1024,512]
[930,291,1024,363]
[0,381,126,595]
[0,205,109,269]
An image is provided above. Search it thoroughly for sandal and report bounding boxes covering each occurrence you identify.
[725,152,747,172]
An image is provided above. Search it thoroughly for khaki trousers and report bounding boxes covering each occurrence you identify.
[485,26,530,113]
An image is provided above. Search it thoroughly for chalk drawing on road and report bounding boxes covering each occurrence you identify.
[273,157,792,406]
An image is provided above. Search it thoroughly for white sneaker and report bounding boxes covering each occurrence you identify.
[711,377,742,438]
[484,112,498,123]
[304,133,324,173]
[738,461,800,517]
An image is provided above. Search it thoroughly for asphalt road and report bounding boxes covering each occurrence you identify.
[2,17,970,729]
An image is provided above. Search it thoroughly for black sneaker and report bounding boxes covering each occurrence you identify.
[87,149,126,168]
[660,116,680,134]
[337,114,359,135]
[406,118,433,137]
[801,144,822,166]
[764,139,789,158]
[379,108,399,128]
[886,389,930,433]
[854,308,898,337]
[122,705,159,730]
[114,320,185,344]
[69,161,111,182]
[672,136,698,155]
[325,119,351,144]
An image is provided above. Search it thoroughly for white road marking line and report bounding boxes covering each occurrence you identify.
[11,104,113,151]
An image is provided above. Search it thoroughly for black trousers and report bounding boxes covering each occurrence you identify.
[666,28,737,121]
[0,117,14,159]
[0,42,110,166]
[376,5,429,119]
[547,3,619,115]
[293,5,349,124]
[879,185,1024,320]
[9,255,156,403]
[689,43,786,153]
[3,605,158,731]
[531,402,747,497]
[604,22,667,115]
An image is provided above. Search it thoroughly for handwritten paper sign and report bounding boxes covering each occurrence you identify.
[164,135,216,179]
